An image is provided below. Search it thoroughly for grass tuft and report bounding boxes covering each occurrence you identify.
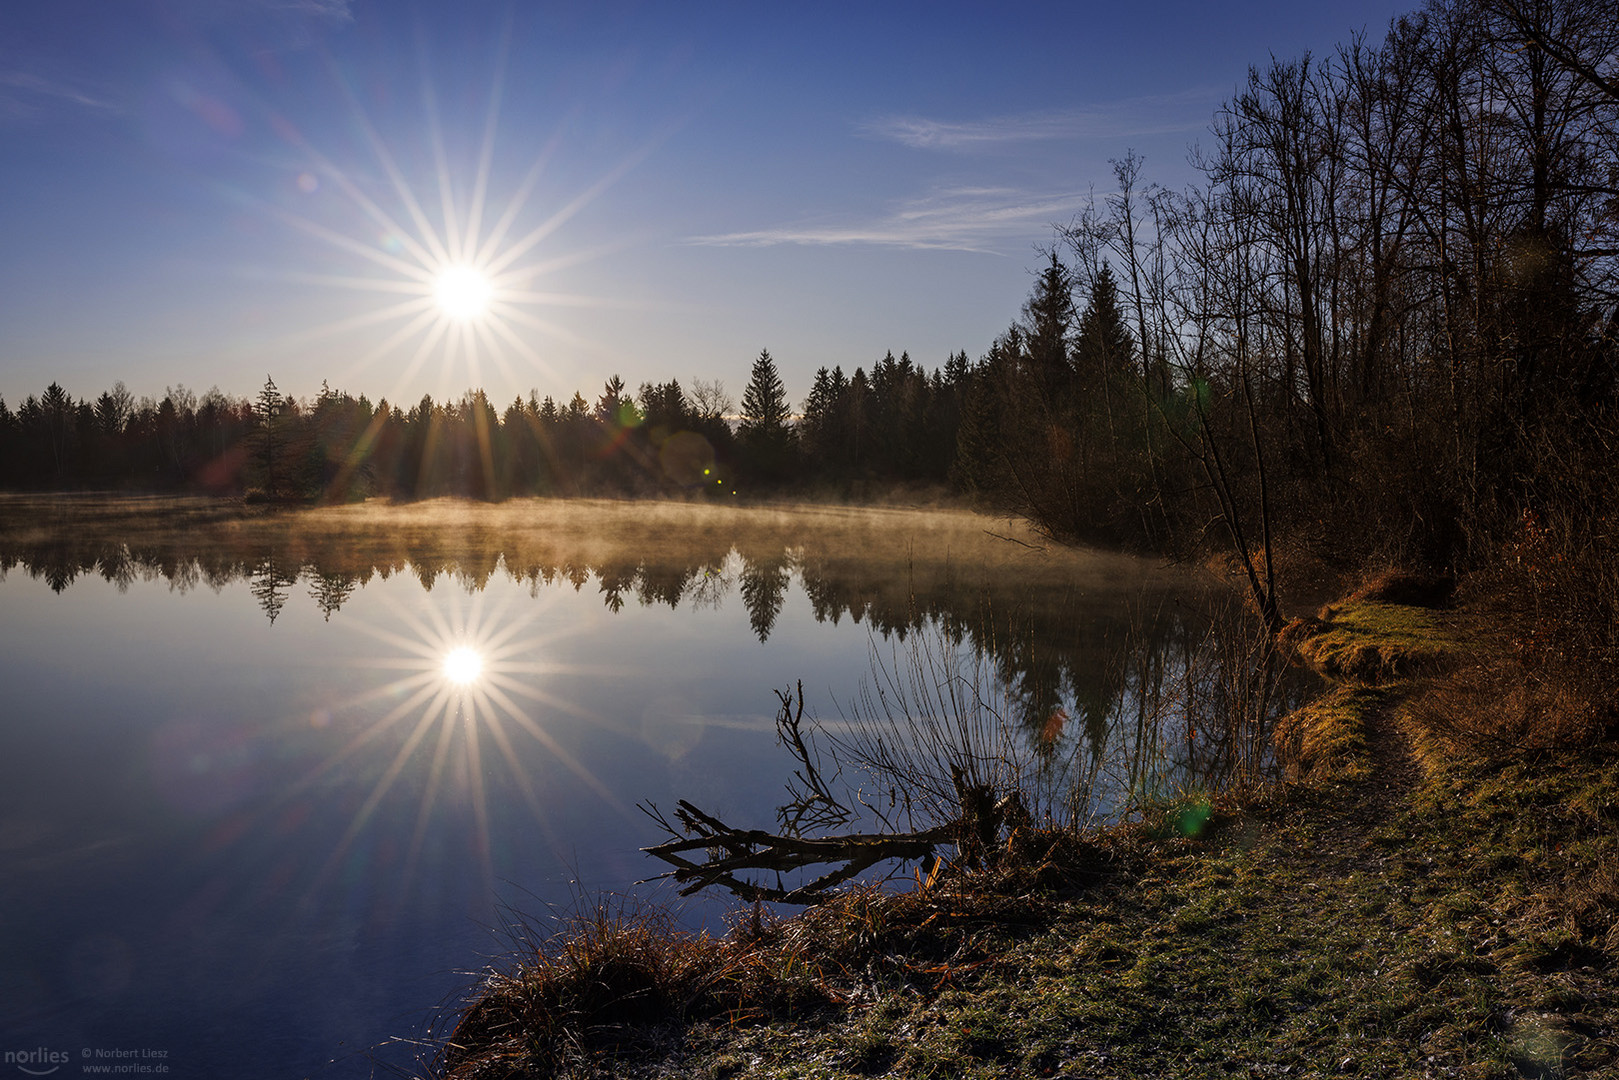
[437,899,830,1079]
[1289,599,1468,683]
[1272,683,1387,782]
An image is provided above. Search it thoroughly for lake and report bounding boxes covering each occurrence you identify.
[0,496,1278,1078]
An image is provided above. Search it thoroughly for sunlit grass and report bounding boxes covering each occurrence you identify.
[1291,600,1468,683]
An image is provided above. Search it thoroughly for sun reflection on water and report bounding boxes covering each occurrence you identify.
[277,578,633,904]
[441,645,484,685]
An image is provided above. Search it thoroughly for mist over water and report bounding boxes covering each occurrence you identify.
[0,496,1297,1078]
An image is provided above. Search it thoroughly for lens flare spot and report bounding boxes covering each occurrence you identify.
[442,646,484,685]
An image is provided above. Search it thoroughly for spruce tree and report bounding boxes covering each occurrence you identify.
[1022,253,1076,395]
[40,381,75,479]
[800,366,838,469]
[1073,262,1135,390]
[739,349,794,481]
[951,330,1020,495]
[740,349,790,435]
[255,375,284,499]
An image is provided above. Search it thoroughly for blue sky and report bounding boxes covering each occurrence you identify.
[0,0,1413,412]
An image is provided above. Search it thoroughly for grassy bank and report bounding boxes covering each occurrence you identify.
[429,580,1619,1080]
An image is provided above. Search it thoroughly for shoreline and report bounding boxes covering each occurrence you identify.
[427,575,1619,1079]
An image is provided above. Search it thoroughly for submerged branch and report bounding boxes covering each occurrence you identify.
[641,798,955,904]
[640,682,964,904]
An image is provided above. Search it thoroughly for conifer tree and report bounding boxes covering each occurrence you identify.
[800,366,839,468]
[951,330,1020,494]
[1073,262,1135,389]
[255,375,284,499]
[1022,253,1077,396]
[40,381,75,480]
[739,349,794,480]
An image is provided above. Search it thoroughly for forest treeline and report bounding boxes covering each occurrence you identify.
[0,347,967,502]
[3,0,1616,663]
[968,0,1619,615]
[980,0,1619,690]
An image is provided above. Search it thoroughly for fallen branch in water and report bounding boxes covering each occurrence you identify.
[640,799,955,904]
[640,681,1030,904]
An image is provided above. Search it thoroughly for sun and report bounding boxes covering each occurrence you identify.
[442,645,484,685]
[433,265,494,322]
[259,37,657,399]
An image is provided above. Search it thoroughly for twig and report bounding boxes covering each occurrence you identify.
[983,529,1046,552]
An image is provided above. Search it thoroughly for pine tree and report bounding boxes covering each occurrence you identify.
[951,334,1018,494]
[1073,262,1135,390]
[740,349,790,435]
[595,375,641,428]
[638,380,689,434]
[739,349,794,481]
[40,381,75,479]
[255,375,284,499]
[1022,253,1076,395]
[800,366,839,469]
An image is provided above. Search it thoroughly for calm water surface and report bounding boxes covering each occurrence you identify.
[0,497,1263,1078]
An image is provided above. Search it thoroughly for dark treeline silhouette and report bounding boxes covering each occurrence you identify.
[0,345,972,502]
[953,0,1619,709]
[5,0,1614,679]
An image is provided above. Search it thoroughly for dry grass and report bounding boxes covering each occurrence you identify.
[1272,683,1387,783]
[1405,659,1611,759]
[433,834,1131,1080]
[436,900,832,1079]
[1286,599,1466,683]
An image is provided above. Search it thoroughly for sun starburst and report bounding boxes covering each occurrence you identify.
[433,266,495,322]
[270,578,636,902]
[441,643,484,683]
[252,28,664,402]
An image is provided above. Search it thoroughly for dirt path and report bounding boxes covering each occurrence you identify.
[1300,698,1424,876]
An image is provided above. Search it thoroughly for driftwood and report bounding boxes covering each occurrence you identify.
[641,799,956,904]
[640,682,1037,904]
[639,681,957,904]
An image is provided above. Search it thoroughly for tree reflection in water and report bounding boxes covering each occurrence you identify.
[0,496,1308,809]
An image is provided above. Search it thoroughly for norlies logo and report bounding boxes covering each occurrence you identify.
[4,1048,68,1077]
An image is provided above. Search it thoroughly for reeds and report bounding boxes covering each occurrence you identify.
[830,624,1036,834]
[434,897,825,1079]
[1406,660,1609,758]
[826,592,1296,851]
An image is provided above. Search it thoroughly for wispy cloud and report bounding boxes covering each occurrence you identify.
[239,0,354,23]
[687,186,1091,255]
[185,0,353,21]
[230,0,355,49]
[162,0,354,46]
[861,90,1213,151]
[0,70,122,125]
